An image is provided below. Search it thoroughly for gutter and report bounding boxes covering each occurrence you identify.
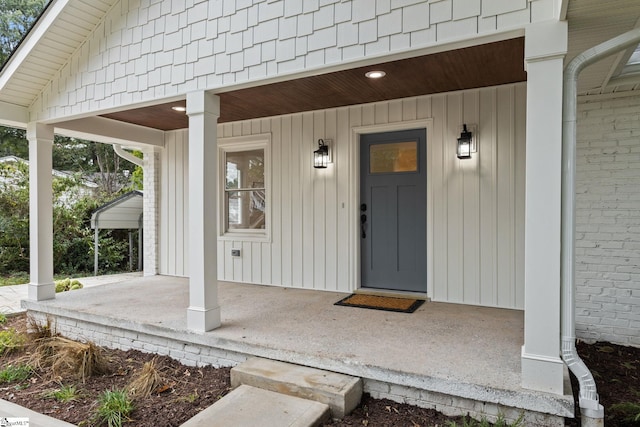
[562,27,640,426]
[113,144,143,167]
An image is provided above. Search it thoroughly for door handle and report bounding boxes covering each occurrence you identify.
[360,213,367,238]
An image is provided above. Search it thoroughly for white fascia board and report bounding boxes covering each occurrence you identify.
[55,116,165,148]
[0,0,71,91]
[0,101,29,128]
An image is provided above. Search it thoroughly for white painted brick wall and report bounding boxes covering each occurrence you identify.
[364,380,564,426]
[28,311,247,368]
[34,0,553,122]
[143,148,160,276]
[575,94,640,348]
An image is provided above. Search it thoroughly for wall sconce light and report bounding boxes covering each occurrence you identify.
[457,124,474,159]
[314,139,332,168]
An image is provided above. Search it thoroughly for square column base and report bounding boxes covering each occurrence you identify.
[187,306,221,332]
[28,283,56,301]
[521,346,565,394]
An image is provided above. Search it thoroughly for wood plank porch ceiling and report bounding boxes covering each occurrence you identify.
[101,38,525,131]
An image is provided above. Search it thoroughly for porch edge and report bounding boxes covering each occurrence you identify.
[22,300,574,420]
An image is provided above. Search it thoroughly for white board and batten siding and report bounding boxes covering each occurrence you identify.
[159,131,189,277]
[159,83,526,310]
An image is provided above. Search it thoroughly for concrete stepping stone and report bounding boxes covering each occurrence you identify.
[180,384,330,427]
[231,357,362,418]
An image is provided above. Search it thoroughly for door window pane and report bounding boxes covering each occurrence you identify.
[370,141,418,173]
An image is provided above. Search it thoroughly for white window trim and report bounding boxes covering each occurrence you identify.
[217,133,271,242]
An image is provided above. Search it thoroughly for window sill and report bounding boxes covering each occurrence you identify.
[218,232,270,243]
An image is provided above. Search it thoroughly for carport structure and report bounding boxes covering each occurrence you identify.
[90,190,143,275]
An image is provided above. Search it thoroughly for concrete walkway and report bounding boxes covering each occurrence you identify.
[0,399,76,427]
[0,272,142,315]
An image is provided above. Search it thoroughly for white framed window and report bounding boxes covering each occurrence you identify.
[218,134,270,241]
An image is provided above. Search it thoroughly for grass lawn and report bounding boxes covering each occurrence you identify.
[0,272,29,287]
[0,272,94,287]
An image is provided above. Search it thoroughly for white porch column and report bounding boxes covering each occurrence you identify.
[142,147,160,276]
[27,123,55,301]
[186,91,221,332]
[521,21,568,394]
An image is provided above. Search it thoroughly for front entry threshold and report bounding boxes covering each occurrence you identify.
[355,288,429,301]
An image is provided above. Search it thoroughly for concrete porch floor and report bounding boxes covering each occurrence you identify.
[22,275,573,425]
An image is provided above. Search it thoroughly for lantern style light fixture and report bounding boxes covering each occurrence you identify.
[314,139,332,168]
[457,124,473,159]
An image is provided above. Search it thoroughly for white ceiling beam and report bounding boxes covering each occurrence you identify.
[55,116,165,148]
[0,101,29,128]
[606,72,640,87]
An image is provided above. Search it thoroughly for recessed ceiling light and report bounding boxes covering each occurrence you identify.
[365,70,386,79]
[171,106,187,112]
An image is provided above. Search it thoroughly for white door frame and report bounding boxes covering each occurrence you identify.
[349,119,434,297]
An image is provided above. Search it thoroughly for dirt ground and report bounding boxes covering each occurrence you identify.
[2,313,639,426]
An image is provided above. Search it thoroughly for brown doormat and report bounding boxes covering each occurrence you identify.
[335,294,424,313]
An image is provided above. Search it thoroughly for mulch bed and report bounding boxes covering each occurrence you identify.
[1,314,231,426]
[2,313,639,426]
[566,341,640,427]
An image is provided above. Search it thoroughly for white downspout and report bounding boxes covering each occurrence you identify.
[562,27,640,426]
[113,144,143,167]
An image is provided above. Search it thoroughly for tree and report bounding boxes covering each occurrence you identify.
[0,161,133,275]
[0,160,29,273]
[52,138,138,196]
[0,0,49,162]
[0,0,47,66]
[0,127,27,158]
[0,0,138,276]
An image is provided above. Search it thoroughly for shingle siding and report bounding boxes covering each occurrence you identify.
[33,0,552,122]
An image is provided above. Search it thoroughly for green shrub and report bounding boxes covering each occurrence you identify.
[0,364,32,383]
[0,328,25,355]
[610,402,640,424]
[43,384,80,403]
[94,388,134,427]
[55,278,83,293]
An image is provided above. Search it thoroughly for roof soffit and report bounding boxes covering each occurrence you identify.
[0,0,119,110]
[566,0,640,95]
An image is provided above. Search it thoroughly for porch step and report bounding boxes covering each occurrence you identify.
[230,357,362,418]
[180,384,330,427]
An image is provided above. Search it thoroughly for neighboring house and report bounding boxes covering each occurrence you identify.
[0,0,638,423]
[0,155,98,205]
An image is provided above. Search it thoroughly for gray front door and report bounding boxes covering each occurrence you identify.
[360,129,427,292]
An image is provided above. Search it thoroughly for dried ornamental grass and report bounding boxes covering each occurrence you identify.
[127,357,166,399]
[26,315,54,341]
[32,336,110,383]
